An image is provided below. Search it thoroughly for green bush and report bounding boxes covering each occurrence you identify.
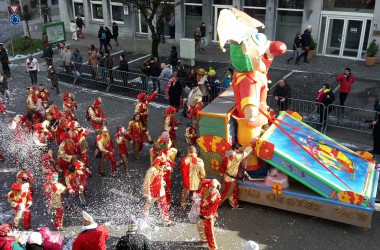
[12,36,43,55]
[366,39,379,57]
[310,37,317,50]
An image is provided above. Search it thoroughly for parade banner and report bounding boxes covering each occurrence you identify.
[43,22,66,44]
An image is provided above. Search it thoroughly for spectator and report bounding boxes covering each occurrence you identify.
[200,22,207,53]
[205,67,220,101]
[104,50,114,85]
[118,53,129,86]
[316,83,335,131]
[0,224,23,250]
[287,32,302,65]
[70,20,78,41]
[149,57,161,91]
[25,54,40,85]
[72,211,109,250]
[76,15,85,38]
[177,64,187,86]
[169,46,178,69]
[105,26,113,50]
[184,68,196,89]
[158,63,172,95]
[167,72,182,111]
[336,67,355,107]
[112,22,119,46]
[116,216,151,250]
[167,12,175,39]
[98,26,107,52]
[25,231,44,250]
[273,79,291,111]
[0,44,10,77]
[197,68,209,103]
[39,227,63,250]
[370,100,380,155]
[0,71,9,103]
[88,44,99,80]
[47,66,60,94]
[63,46,72,73]
[194,27,201,52]
[157,17,165,44]
[41,43,54,66]
[98,50,106,83]
[70,48,83,77]
[222,68,233,89]
[298,25,312,63]
[185,81,202,119]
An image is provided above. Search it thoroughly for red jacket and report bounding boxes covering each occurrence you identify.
[72,225,109,250]
[336,73,355,93]
[0,236,17,250]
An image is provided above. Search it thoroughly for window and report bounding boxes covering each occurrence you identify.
[91,1,103,21]
[213,0,232,5]
[185,4,202,38]
[110,0,124,23]
[278,0,304,9]
[51,0,58,5]
[323,0,374,13]
[276,10,303,48]
[185,0,202,3]
[244,0,266,7]
[73,0,84,19]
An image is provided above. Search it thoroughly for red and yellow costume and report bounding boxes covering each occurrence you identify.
[40,151,58,178]
[37,86,50,108]
[142,157,172,225]
[185,124,197,146]
[26,87,42,123]
[7,183,32,229]
[180,151,206,208]
[188,96,203,129]
[43,172,66,229]
[115,127,131,176]
[163,107,180,148]
[16,167,34,196]
[70,121,90,169]
[219,145,252,208]
[135,92,157,124]
[33,122,53,147]
[88,97,107,133]
[45,102,61,122]
[57,132,77,174]
[0,99,6,114]
[197,179,221,250]
[52,113,68,145]
[65,162,87,193]
[62,93,77,120]
[96,126,116,176]
[126,118,148,160]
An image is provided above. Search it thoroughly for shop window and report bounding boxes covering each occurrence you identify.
[73,1,84,18]
[213,0,232,5]
[185,0,202,3]
[185,4,202,38]
[111,1,124,23]
[278,0,304,9]
[244,0,266,7]
[323,0,374,12]
[276,10,303,49]
[91,1,103,20]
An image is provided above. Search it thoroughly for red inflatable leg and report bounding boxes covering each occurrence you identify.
[23,209,31,229]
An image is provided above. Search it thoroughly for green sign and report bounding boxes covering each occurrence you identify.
[43,22,66,44]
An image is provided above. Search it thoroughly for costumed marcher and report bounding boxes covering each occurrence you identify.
[88,97,107,134]
[16,163,35,196]
[69,121,90,170]
[26,86,44,123]
[33,122,53,147]
[96,126,117,176]
[219,142,253,209]
[217,7,286,171]
[163,106,181,149]
[188,96,203,130]
[336,67,356,107]
[185,123,197,146]
[7,182,32,229]
[135,91,157,124]
[37,83,50,109]
[51,112,67,146]
[180,146,206,209]
[62,93,77,121]
[65,162,87,210]
[205,67,220,101]
[142,156,175,227]
[40,151,58,180]
[0,99,6,114]
[115,216,151,250]
[45,100,61,123]
[196,179,221,250]
[72,211,109,250]
[0,223,23,250]
[43,172,66,230]
[57,132,77,176]
[126,113,152,161]
[197,68,209,103]
[115,125,132,176]
[39,227,64,250]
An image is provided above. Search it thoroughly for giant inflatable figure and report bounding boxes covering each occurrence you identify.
[217,8,286,171]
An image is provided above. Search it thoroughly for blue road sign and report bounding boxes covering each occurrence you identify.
[10,14,20,26]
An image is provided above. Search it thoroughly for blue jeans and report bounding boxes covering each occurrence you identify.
[292,50,300,59]
[99,39,107,52]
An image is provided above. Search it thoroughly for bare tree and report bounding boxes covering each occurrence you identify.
[20,4,38,38]
[121,0,181,58]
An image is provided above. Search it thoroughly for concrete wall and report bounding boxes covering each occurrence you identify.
[371,0,380,50]
[265,0,277,40]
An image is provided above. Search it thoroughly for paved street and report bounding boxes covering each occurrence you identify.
[0,52,379,249]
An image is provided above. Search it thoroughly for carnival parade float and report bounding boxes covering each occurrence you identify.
[197,7,379,228]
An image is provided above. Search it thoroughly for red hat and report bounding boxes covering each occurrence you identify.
[93,97,102,106]
[137,93,146,101]
[0,224,12,236]
[27,86,37,92]
[53,112,64,120]
[153,156,167,166]
[201,179,220,188]
[68,121,80,129]
[11,183,22,192]
[44,43,50,47]
[34,123,44,130]
[166,107,176,115]
[62,93,70,100]
[59,132,71,141]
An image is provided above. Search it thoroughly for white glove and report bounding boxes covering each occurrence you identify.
[174,127,178,130]
[79,185,84,191]
[147,196,152,203]
[18,203,25,211]
[166,166,172,171]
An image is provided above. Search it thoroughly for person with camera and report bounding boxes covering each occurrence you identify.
[336,67,355,107]
[25,54,40,85]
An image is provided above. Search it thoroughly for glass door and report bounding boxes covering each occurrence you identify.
[324,18,345,57]
[342,20,364,58]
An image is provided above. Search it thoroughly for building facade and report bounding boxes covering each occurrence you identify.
[59,0,379,60]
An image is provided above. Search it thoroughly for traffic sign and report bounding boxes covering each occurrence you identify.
[9,4,19,14]
[10,14,20,26]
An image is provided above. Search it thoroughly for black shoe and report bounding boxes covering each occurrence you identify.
[304,60,310,63]
[287,58,292,64]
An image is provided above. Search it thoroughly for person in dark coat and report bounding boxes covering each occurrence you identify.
[98,26,107,52]
[169,46,178,68]
[317,83,335,131]
[287,32,302,65]
[104,26,113,50]
[273,79,291,111]
[116,216,151,250]
[41,43,54,66]
[370,100,380,154]
[76,15,85,38]
[0,45,10,77]
[104,50,114,85]
[167,72,182,111]
[118,53,128,86]
[157,17,165,44]
[149,57,161,91]
[298,25,312,63]
[112,22,119,46]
